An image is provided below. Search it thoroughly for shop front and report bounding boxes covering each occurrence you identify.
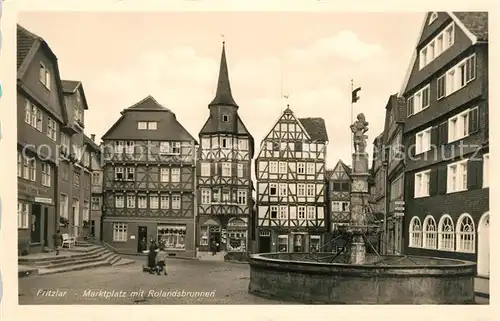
[259,230,325,253]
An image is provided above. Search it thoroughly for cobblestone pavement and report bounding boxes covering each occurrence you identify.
[18,257,282,305]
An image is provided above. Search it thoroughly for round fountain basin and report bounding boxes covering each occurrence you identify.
[248,252,476,304]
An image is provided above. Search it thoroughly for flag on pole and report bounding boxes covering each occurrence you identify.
[352,87,361,103]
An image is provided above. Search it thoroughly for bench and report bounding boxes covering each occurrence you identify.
[62,233,76,248]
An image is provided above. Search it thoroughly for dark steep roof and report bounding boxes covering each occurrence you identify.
[298,117,328,142]
[325,169,334,180]
[62,80,80,93]
[17,25,38,70]
[209,42,238,108]
[101,96,197,142]
[453,12,488,41]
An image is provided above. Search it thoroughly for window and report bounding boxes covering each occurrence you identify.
[150,195,159,209]
[437,75,446,100]
[332,201,349,212]
[126,167,135,181]
[448,108,476,142]
[47,117,57,141]
[222,191,230,202]
[270,206,278,219]
[113,223,127,242]
[213,189,220,202]
[157,225,186,250]
[429,12,438,24]
[296,162,304,174]
[83,201,90,221]
[222,163,231,177]
[222,114,229,122]
[73,106,82,124]
[72,144,82,162]
[171,168,180,183]
[389,174,404,201]
[172,195,181,209]
[269,161,278,173]
[237,164,243,178]
[438,215,454,251]
[148,122,157,130]
[126,195,135,208]
[17,152,22,177]
[409,217,422,247]
[407,85,430,116]
[200,226,209,246]
[39,62,51,89]
[278,162,287,174]
[125,141,135,155]
[160,142,180,154]
[91,197,100,210]
[307,207,315,219]
[60,194,69,218]
[298,206,306,219]
[456,214,475,253]
[25,100,43,131]
[279,183,287,197]
[483,154,489,188]
[278,235,288,252]
[160,195,169,209]
[114,141,124,155]
[237,190,247,205]
[138,121,147,130]
[201,189,211,205]
[310,235,320,252]
[160,168,169,182]
[306,163,315,175]
[279,206,288,219]
[83,152,90,167]
[422,216,437,249]
[17,202,29,229]
[415,127,431,154]
[92,172,101,185]
[297,184,305,197]
[443,54,476,97]
[26,158,36,181]
[269,183,277,196]
[221,138,231,149]
[138,195,147,209]
[419,23,454,69]
[306,184,315,197]
[115,195,124,208]
[201,163,211,177]
[238,139,248,150]
[447,159,468,193]
[414,170,430,198]
[41,162,51,187]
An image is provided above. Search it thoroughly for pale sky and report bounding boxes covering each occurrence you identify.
[18,12,423,170]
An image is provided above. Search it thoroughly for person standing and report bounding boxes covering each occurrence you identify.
[53,229,63,255]
[211,239,217,256]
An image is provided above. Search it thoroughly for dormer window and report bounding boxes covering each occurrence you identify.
[39,62,51,90]
[137,121,157,130]
[429,12,438,25]
[74,106,83,125]
[222,115,229,123]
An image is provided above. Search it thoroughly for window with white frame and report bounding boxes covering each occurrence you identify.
[39,62,51,89]
[297,162,305,174]
[279,183,287,197]
[47,117,57,141]
[115,195,124,208]
[201,163,211,177]
[17,152,22,177]
[26,158,36,181]
[422,216,437,249]
[415,127,431,154]
[279,206,288,219]
[61,134,70,155]
[237,164,243,177]
[125,141,135,154]
[483,153,489,188]
[419,22,454,69]
[456,213,475,253]
[148,122,157,130]
[157,225,186,250]
[237,190,247,205]
[447,159,468,193]
[160,195,169,209]
[72,144,82,162]
[172,195,181,209]
[137,121,147,130]
[444,54,476,97]
[17,202,29,229]
[126,195,135,208]
[114,141,124,155]
[149,195,159,209]
[171,168,180,183]
[269,161,278,173]
[298,206,306,219]
[278,162,287,174]
[270,206,278,219]
[221,137,231,149]
[448,108,472,142]
[222,191,230,202]
[222,163,231,177]
[306,184,315,197]
[332,201,350,212]
[438,215,454,251]
[91,197,100,210]
[25,100,43,131]
[269,183,277,196]
[160,168,169,182]
[92,172,101,185]
[201,189,211,205]
[113,223,127,242]
[126,167,135,181]
[41,162,51,187]
[278,235,288,252]
[307,206,315,219]
[297,183,305,197]
[409,216,422,247]
[407,85,430,117]
[213,189,220,202]
[138,195,147,209]
[306,163,315,175]
[414,170,430,198]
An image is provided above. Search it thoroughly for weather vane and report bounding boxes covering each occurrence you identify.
[221,33,225,44]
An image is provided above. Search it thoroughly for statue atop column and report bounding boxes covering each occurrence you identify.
[350,113,369,153]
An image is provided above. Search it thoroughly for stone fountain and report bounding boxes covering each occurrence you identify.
[247,113,476,304]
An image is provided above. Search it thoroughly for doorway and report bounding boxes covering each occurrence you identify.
[90,220,96,238]
[138,226,148,253]
[258,233,271,253]
[477,213,490,277]
[31,204,42,243]
[43,208,49,246]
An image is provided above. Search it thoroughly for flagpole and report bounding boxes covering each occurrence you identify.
[350,79,354,155]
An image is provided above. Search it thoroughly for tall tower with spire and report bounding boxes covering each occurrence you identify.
[197,41,254,260]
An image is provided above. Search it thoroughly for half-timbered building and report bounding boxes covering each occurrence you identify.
[255,106,328,253]
[101,96,198,258]
[196,42,254,260]
[401,12,489,277]
[326,160,351,230]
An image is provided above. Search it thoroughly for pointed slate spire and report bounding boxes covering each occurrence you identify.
[209,41,238,108]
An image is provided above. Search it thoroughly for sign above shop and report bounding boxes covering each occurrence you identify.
[34,197,53,205]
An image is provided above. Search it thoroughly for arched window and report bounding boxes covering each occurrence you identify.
[409,216,422,248]
[456,213,475,253]
[423,215,437,249]
[438,215,455,251]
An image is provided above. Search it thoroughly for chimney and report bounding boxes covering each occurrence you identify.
[91,134,95,142]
